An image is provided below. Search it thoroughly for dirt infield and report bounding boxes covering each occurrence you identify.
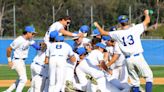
[0,78,164,87]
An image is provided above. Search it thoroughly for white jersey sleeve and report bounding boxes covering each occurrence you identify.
[10,36,31,58]
[132,23,145,35]
[44,22,64,43]
[10,36,23,49]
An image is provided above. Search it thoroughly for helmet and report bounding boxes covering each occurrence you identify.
[118,15,128,23]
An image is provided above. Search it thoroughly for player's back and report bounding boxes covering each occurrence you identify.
[86,50,103,66]
[110,23,145,56]
[48,42,73,60]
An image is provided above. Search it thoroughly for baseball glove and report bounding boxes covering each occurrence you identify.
[39,42,47,52]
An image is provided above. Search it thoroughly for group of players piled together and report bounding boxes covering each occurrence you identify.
[5,10,153,92]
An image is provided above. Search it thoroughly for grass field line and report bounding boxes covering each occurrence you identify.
[0,78,164,87]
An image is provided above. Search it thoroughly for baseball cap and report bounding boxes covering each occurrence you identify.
[76,47,86,55]
[118,15,129,23]
[95,42,106,49]
[102,36,111,41]
[110,26,117,31]
[91,28,100,36]
[50,31,59,38]
[25,26,36,33]
[55,36,64,42]
[79,25,90,33]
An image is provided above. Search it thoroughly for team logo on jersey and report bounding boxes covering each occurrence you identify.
[56,44,62,49]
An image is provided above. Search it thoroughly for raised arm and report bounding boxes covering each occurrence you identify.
[93,22,109,36]
[143,10,150,28]
[60,29,84,37]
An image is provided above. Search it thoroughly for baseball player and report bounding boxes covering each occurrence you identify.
[76,43,122,92]
[94,10,153,92]
[72,32,91,49]
[102,35,129,84]
[63,25,90,91]
[73,47,89,91]
[5,26,37,92]
[44,16,83,43]
[45,34,76,92]
[64,45,79,92]
[78,25,90,37]
[29,42,48,92]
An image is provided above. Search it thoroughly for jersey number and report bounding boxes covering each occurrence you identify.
[122,35,134,46]
[56,45,62,49]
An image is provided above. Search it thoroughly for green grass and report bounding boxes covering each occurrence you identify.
[140,85,164,92]
[0,65,31,80]
[150,66,164,77]
[1,65,164,80]
[0,87,29,92]
[0,65,164,91]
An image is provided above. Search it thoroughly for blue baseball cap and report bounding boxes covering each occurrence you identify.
[79,25,90,33]
[95,42,106,49]
[25,26,36,33]
[55,36,64,42]
[118,15,129,23]
[91,28,100,36]
[50,31,59,38]
[76,47,86,55]
[102,36,111,41]
[110,26,117,31]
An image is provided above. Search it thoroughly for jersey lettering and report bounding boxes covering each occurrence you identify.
[122,35,134,46]
[56,44,62,49]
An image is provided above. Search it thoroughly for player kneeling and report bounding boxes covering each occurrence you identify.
[28,42,48,92]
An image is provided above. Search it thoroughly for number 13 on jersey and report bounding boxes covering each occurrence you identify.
[122,35,134,46]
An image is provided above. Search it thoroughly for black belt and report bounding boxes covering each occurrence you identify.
[125,53,140,58]
[14,58,26,60]
[35,62,45,68]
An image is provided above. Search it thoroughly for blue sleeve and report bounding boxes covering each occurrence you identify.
[31,43,40,50]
